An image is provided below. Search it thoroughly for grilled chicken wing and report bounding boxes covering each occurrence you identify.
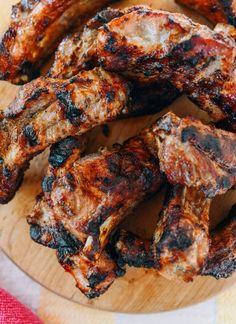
[177,0,236,26]
[49,7,124,79]
[0,68,132,204]
[202,204,236,279]
[0,0,113,84]
[153,185,210,282]
[153,112,236,198]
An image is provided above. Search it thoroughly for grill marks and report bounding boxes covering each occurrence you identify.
[0,0,113,84]
[95,7,236,126]
[115,201,236,281]
[202,204,236,279]
[153,185,210,281]
[50,6,236,127]
[28,126,164,297]
[0,68,131,204]
[153,112,236,198]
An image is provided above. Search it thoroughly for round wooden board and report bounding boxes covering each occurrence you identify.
[0,0,236,314]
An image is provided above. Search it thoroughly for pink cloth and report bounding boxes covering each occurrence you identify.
[0,289,42,324]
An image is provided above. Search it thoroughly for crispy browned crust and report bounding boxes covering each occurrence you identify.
[95,7,236,126]
[51,6,236,126]
[28,136,125,298]
[153,185,210,282]
[49,8,125,79]
[115,203,236,281]
[115,230,154,269]
[49,7,180,114]
[28,126,164,297]
[58,247,125,299]
[202,204,236,279]
[0,0,112,84]
[29,127,164,261]
[153,112,236,198]
[0,67,132,204]
[177,0,236,26]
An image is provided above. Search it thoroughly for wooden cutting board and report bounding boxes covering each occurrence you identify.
[0,0,235,314]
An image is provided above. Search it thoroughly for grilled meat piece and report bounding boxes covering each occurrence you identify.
[153,185,210,282]
[0,0,113,84]
[49,7,180,114]
[0,68,131,204]
[51,6,236,126]
[116,185,210,282]
[176,0,236,26]
[28,126,164,262]
[58,247,124,299]
[95,7,236,126]
[29,136,125,298]
[202,204,236,279]
[49,7,125,79]
[115,229,154,269]
[153,112,236,198]
[116,204,236,281]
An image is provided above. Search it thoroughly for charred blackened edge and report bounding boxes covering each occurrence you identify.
[130,82,180,117]
[114,230,155,269]
[181,125,222,161]
[202,204,236,279]
[56,89,82,124]
[154,185,194,268]
[23,125,38,146]
[220,0,236,26]
[29,221,83,258]
[49,136,84,168]
[0,162,30,204]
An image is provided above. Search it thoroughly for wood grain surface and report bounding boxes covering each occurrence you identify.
[0,0,235,314]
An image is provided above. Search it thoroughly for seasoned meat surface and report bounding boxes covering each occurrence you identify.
[177,0,236,26]
[49,7,125,79]
[0,68,131,204]
[115,203,236,281]
[95,7,236,126]
[29,127,164,262]
[51,6,236,126]
[153,112,236,198]
[202,204,236,279]
[0,0,113,84]
[58,247,124,299]
[153,185,210,282]
[28,126,164,296]
[115,229,154,269]
[28,136,125,298]
[49,7,180,113]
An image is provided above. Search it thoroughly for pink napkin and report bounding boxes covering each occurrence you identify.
[0,289,42,324]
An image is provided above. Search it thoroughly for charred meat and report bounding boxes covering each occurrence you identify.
[153,112,236,198]
[0,68,131,204]
[0,0,113,84]
[177,0,236,26]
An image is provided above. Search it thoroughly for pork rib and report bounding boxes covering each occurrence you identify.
[153,112,236,198]
[0,68,131,204]
[0,0,113,84]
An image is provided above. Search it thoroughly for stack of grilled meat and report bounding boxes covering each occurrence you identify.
[0,0,235,298]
